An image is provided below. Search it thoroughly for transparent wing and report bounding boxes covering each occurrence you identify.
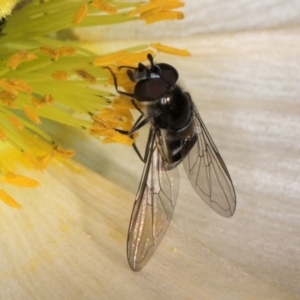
[183,103,236,217]
[127,130,179,271]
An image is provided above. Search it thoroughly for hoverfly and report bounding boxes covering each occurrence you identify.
[105,54,236,271]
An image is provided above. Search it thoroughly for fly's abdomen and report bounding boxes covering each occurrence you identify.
[159,119,197,169]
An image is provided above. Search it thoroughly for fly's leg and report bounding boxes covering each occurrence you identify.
[103,67,135,98]
[104,67,149,163]
[115,113,149,163]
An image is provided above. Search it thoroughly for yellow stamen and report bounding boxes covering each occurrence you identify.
[38,153,53,169]
[0,79,18,95]
[102,134,133,145]
[23,106,41,124]
[7,116,24,130]
[151,43,191,56]
[52,71,70,81]
[0,127,7,141]
[6,50,38,70]
[137,7,161,20]
[91,102,135,143]
[0,189,21,209]
[0,90,16,107]
[2,172,39,187]
[145,11,184,24]
[93,51,128,66]
[53,146,75,159]
[92,120,128,132]
[56,47,77,57]
[32,95,54,109]
[75,70,96,84]
[116,50,155,65]
[91,0,117,14]
[41,46,76,61]
[129,0,184,19]
[111,97,138,110]
[7,78,33,94]
[23,152,46,171]
[129,2,159,17]
[41,45,59,60]
[91,128,134,146]
[72,3,88,25]
[44,94,54,105]
[96,108,133,122]
[158,1,184,11]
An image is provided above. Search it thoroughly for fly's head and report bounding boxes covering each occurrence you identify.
[128,54,179,103]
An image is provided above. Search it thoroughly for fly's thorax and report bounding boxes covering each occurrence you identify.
[146,86,192,131]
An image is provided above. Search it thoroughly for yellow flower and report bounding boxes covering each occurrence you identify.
[129,0,184,24]
[0,0,188,207]
[0,0,19,19]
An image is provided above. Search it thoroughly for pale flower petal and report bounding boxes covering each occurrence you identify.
[0,161,295,299]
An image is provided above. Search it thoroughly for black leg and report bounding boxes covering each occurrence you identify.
[128,115,148,135]
[114,113,147,135]
[147,54,154,67]
[131,99,143,114]
[104,65,151,163]
[131,126,154,163]
[103,67,135,98]
[115,113,149,163]
[118,65,136,70]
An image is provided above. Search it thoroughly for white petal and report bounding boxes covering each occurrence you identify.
[0,161,294,299]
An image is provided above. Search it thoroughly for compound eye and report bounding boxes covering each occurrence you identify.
[157,63,179,85]
[134,78,167,102]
